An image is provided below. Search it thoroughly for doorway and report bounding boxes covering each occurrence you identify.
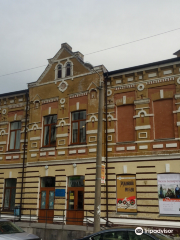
[39,177,55,223]
[67,176,84,225]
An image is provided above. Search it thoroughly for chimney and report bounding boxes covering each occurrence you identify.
[173,50,180,57]
[61,43,72,52]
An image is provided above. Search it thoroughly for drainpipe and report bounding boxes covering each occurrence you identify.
[105,73,109,227]
[20,92,28,220]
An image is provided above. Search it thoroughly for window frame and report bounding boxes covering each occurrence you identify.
[3,178,17,211]
[9,121,21,151]
[71,111,86,145]
[66,62,71,77]
[43,115,57,148]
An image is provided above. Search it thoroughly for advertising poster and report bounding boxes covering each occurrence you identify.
[101,164,105,184]
[116,175,137,212]
[158,174,180,215]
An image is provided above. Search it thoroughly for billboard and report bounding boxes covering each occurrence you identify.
[116,175,137,213]
[158,174,180,215]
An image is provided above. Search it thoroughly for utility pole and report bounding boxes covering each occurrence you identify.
[94,78,104,233]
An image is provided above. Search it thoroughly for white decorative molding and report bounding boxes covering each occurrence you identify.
[175,93,180,99]
[107,89,112,96]
[40,152,46,157]
[133,109,153,118]
[127,146,135,150]
[105,129,115,133]
[107,148,112,152]
[148,73,157,78]
[166,143,177,148]
[86,130,97,134]
[135,125,151,130]
[86,115,98,123]
[173,106,180,113]
[147,76,174,85]
[2,109,6,115]
[6,156,11,160]
[0,130,7,136]
[19,98,23,102]
[31,154,37,158]
[58,139,65,145]
[139,76,142,80]
[69,91,88,99]
[116,147,125,151]
[48,107,51,115]
[115,84,135,91]
[127,77,133,82]
[40,147,55,151]
[42,97,58,104]
[177,122,180,126]
[123,165,127,173]
[30,137,41,141]
[28,124,41,131]
[78,149,86,153]
[58,81,68,93]
[89,148,96,153]
[13,156,19,159]
[138,132,147,139]
[123,96,126,104]
[134,99,150,105]
[137,84,144,91]
[164,70,172,75]
[58,151,65,155]
[10,100,14,104]
[89,136,97,142]
[76,102,79,110]
[116,80,121,84]
[69,150,76,154]
[107,135,112,142]
[107,113,117,121]
[0,157,3,160]
[0,141,6,145]
[60,98,65,104]
[0,122,8,126]
[165,163,170,172]
[107,82,110,85]
[177,77,180,85]
[153,144,163,149]
[160,89,164,98]
[139,145,148,150]
[31,142,37,148]
[48,151,55,156]
[56,133,69,137]
[56,119,70,127]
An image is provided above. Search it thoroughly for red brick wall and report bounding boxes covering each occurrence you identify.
[117,105,135,142]
[153,99,174,139]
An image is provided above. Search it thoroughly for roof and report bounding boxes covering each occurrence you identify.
[0,89,29,98]
[105,57,180,77]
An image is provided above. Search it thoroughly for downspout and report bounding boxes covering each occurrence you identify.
[105,73,108,226]
[20,92,28,220]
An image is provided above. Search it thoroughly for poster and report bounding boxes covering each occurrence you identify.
[101,164,105,184]
[158,174,180,215]
[116,175,137,212]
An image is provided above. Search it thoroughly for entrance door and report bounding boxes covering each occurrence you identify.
[66,176,84,225]
[39,177,55,223]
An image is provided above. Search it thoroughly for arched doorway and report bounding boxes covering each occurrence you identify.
[39,177,55,223]
[67,176,84,225]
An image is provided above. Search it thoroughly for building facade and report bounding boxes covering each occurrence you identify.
[0,43,180,230]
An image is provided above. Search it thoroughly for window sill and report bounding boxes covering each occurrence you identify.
[116,212,137,215]
[40,147,56,151]
[69,143,87,147]
[116,141,135,145]
[154,138,175,142]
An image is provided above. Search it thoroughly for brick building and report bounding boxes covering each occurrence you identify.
[0,43,180,230]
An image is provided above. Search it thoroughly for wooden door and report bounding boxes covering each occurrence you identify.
[39,187,55,223]
[66,187,84,225]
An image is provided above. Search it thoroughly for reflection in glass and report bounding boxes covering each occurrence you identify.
[41,191,46,209]
[44,126,49,146]
[9,132,15,150]
[49,191,54,209]
[69,191,74,210]
[80,121,86,143]
[72,122,78,143]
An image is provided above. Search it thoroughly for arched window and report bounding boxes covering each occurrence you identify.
[58,65,62,78]
[66,62,71,77]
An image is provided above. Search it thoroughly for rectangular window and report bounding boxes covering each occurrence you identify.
[3,178,17,211]
[117,105,134,142]
[116,174,137,213]
[9,122,21,150]
[154,99,174,139]
[71,111,86,144]
[43,115,57,147]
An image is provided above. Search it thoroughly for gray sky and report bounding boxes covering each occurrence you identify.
[0,0,180,94]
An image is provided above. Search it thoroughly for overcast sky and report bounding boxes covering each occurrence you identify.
[0,0,180,94]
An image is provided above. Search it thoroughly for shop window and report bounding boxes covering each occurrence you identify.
[58,65,62,78]
[154,99,174,139]
[9,122,21,151]
[117,105,135,142]
[116,174,137,213]
[66,62,71,77]
[3,178,17,211]
[43,115,57,147]
[72,111,86,144]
